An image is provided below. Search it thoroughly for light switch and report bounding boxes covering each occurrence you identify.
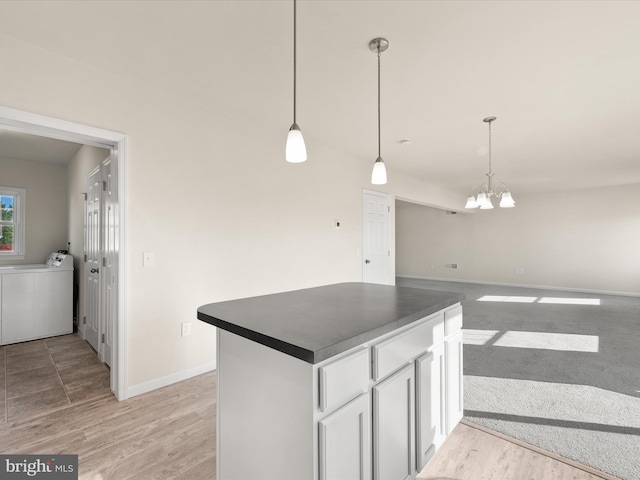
[181,322,192,337]
[143,252,155,267]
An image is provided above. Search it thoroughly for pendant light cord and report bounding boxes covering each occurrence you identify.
[377,47,381,158]
[293,0,297,125]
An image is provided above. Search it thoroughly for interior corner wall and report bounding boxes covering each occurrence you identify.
[0,32,379,392]
[396,184,640,295]
[67,145,111,335]
[0,156,68,265]
[0,29,473,394]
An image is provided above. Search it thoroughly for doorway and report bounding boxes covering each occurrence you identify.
[0,105,128,400]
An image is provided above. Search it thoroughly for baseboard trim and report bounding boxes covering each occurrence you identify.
[127,361,216,398]
[397,275,640,298]
[460,419,623,480]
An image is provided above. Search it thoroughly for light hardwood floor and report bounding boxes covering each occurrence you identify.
[419,420,620,480]
[0,371,216,479]
[0,370,619,480]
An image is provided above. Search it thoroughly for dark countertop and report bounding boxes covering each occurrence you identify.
[197,282,464,364]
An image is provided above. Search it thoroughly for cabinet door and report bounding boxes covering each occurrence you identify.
[373,364,415,480]
[1,273,36,344]
[415,342,446,471]
[446,330,464,434]
[319,393,371,480]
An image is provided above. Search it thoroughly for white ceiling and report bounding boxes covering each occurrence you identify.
[0,0,639,195]
[0,129,83,164]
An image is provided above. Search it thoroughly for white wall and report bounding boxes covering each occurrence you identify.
[0,156,68,264]
[0,32,465,392]
[397,184,640,295]
[67,145,110,335]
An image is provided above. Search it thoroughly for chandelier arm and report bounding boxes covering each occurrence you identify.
[493,182,509,197]
[469,184,489,197]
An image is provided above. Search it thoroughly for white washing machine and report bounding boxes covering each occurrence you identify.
[0,252,74,345]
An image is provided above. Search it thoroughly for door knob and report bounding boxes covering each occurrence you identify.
[365,259,371,264]
[91,268,99,273]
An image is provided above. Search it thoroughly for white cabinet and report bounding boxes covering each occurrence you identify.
[1,270,73,345]
[444,305,464,434]
[319,393,371,480]
[373,364,415,480]
[214,302,463,480]
[1,273,36,343]
[415,343,446,471]
[445,329,464,433]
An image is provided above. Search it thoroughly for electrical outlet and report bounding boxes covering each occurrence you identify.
[333,219,341,230]
[181,322,192,337]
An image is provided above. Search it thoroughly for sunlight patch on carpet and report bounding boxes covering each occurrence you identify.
[492,331,599,352]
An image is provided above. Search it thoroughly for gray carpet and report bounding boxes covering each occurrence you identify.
[397,277,640,480]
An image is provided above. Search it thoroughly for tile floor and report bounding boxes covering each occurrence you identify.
[0,333,112,423]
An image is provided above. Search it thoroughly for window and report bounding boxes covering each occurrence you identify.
[0,187,25,259]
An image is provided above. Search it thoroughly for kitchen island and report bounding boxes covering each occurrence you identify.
[197,282,464,480]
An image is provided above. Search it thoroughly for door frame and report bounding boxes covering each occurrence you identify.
[0,105,128,400]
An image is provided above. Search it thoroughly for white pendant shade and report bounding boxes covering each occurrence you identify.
[480,198,494,209]
[500,191,515,208]
[286,125,307,163]
[371,157,387,185]
[465,196,478,209]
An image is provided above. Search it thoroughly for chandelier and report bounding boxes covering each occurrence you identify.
[465,116,515,209]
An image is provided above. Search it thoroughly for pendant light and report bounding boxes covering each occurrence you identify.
[465,116,515,209]
[285,0,307,163]
[370,38,389,185]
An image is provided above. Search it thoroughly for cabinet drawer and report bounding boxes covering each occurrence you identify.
[319,347,369,413]
[372,313,444,381]
[444,305,462,335]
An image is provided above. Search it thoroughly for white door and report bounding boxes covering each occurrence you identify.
[373,364,415,480]
[84,166,101,352]
[318,393,371,480]
[363,191,392,285]
[101,154,115,367]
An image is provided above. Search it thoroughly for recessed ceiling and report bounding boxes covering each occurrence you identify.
[0,129,83,165]
[0,0,638,194]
